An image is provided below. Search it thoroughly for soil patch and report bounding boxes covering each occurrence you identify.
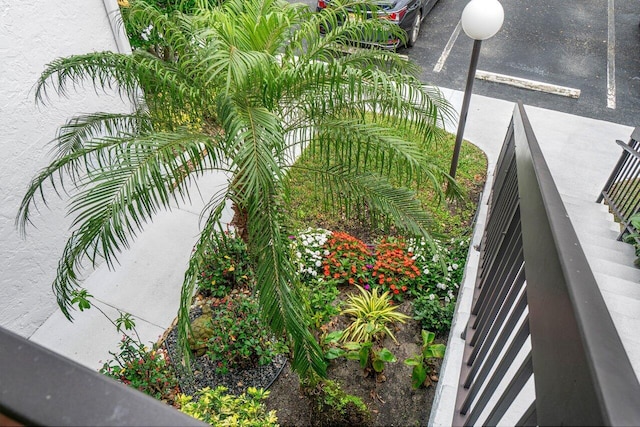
[264,300,444,426]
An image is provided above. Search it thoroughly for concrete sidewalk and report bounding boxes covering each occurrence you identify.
[30,173,236,370]
[28,87,635,378]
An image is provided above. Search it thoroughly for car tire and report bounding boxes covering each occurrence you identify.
[406,10,421,47]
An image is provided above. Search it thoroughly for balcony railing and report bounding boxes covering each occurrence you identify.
[597,126,640,240]
[0,326,206,426]
[452,102,640,426]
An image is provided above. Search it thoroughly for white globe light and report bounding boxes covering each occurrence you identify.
[461,0,504,40]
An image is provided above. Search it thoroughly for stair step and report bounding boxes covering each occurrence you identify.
[600,290,640,340]
[563,198,616,219]
[565,207,618,227]
[601,297,640,380]
[575,222,623,240]
[594,272,640,300]
[570,209,621,233]
[589,257,640,283]
[582,241,637,264]
[575,230,632,251]
[561,194,613,214]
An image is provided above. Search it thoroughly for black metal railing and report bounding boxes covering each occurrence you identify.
[0,326,206,426]
[453,102,640,426]
[597,126,640,240]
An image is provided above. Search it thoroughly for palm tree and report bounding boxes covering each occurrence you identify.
[17,0,457,377]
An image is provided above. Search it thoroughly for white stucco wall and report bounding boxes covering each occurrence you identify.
[0,0,132,338]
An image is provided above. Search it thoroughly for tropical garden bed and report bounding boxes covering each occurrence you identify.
[97,128,486,426]
[20,0,489,424]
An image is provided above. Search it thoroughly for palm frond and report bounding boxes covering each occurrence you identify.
[248,194,327,376]
[178,202,229,371]
[53,111,152,159]
[226,100,326,376]
[296,166,441,241]
[22,129,225,319]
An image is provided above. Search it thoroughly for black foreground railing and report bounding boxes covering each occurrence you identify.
[597,126,640,240]
[0,326,206,426]
[453,102,640,426]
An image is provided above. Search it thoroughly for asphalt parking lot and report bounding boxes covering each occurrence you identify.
[301,0,640,127]
[405,0,640,127]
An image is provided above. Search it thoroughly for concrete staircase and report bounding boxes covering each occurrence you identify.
[561,193,640,381]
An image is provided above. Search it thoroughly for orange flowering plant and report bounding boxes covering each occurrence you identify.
[321,231,374,287]
[371,238,422,302]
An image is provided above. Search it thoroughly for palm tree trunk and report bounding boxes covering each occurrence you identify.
[231,202,250,243]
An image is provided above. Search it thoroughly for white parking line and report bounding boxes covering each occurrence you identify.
[434,20,462,73]
[434,16,583,100]
[607,0,616,109]
[475,70,581,98]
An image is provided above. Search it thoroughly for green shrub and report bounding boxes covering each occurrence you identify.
[412,295,455,338]
[196,232,255,298]
[300,276,342,329]
[404,330,446,389]
[342,341,397,375]
[100,335,179,402]
[177,386,278,426]
[340,285,409,344]
[302,376,371,427]
[408,236,469,302]
[290,228,343,328]
[290,228,332,279]
[203,293,288,374]
[623,212,640,266]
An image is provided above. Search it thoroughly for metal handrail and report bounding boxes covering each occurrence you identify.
[0,326,206,426]
[597,127,640,240]
[515,103,640,426]
[453,102,640,426]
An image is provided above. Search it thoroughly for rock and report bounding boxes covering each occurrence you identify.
[187,313,214,357]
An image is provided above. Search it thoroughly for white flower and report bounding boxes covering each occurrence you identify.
[315,260,322,267]
[452,263,459,270]
[429,294,436,300]
[432,255,439,262]
[437,283,447,290]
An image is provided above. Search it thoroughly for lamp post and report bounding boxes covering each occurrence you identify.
[449,0,504,179]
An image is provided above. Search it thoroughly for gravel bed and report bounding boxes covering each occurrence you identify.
[161,309,287,397]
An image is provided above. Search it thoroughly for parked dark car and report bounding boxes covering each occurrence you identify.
[316,0,439,49]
